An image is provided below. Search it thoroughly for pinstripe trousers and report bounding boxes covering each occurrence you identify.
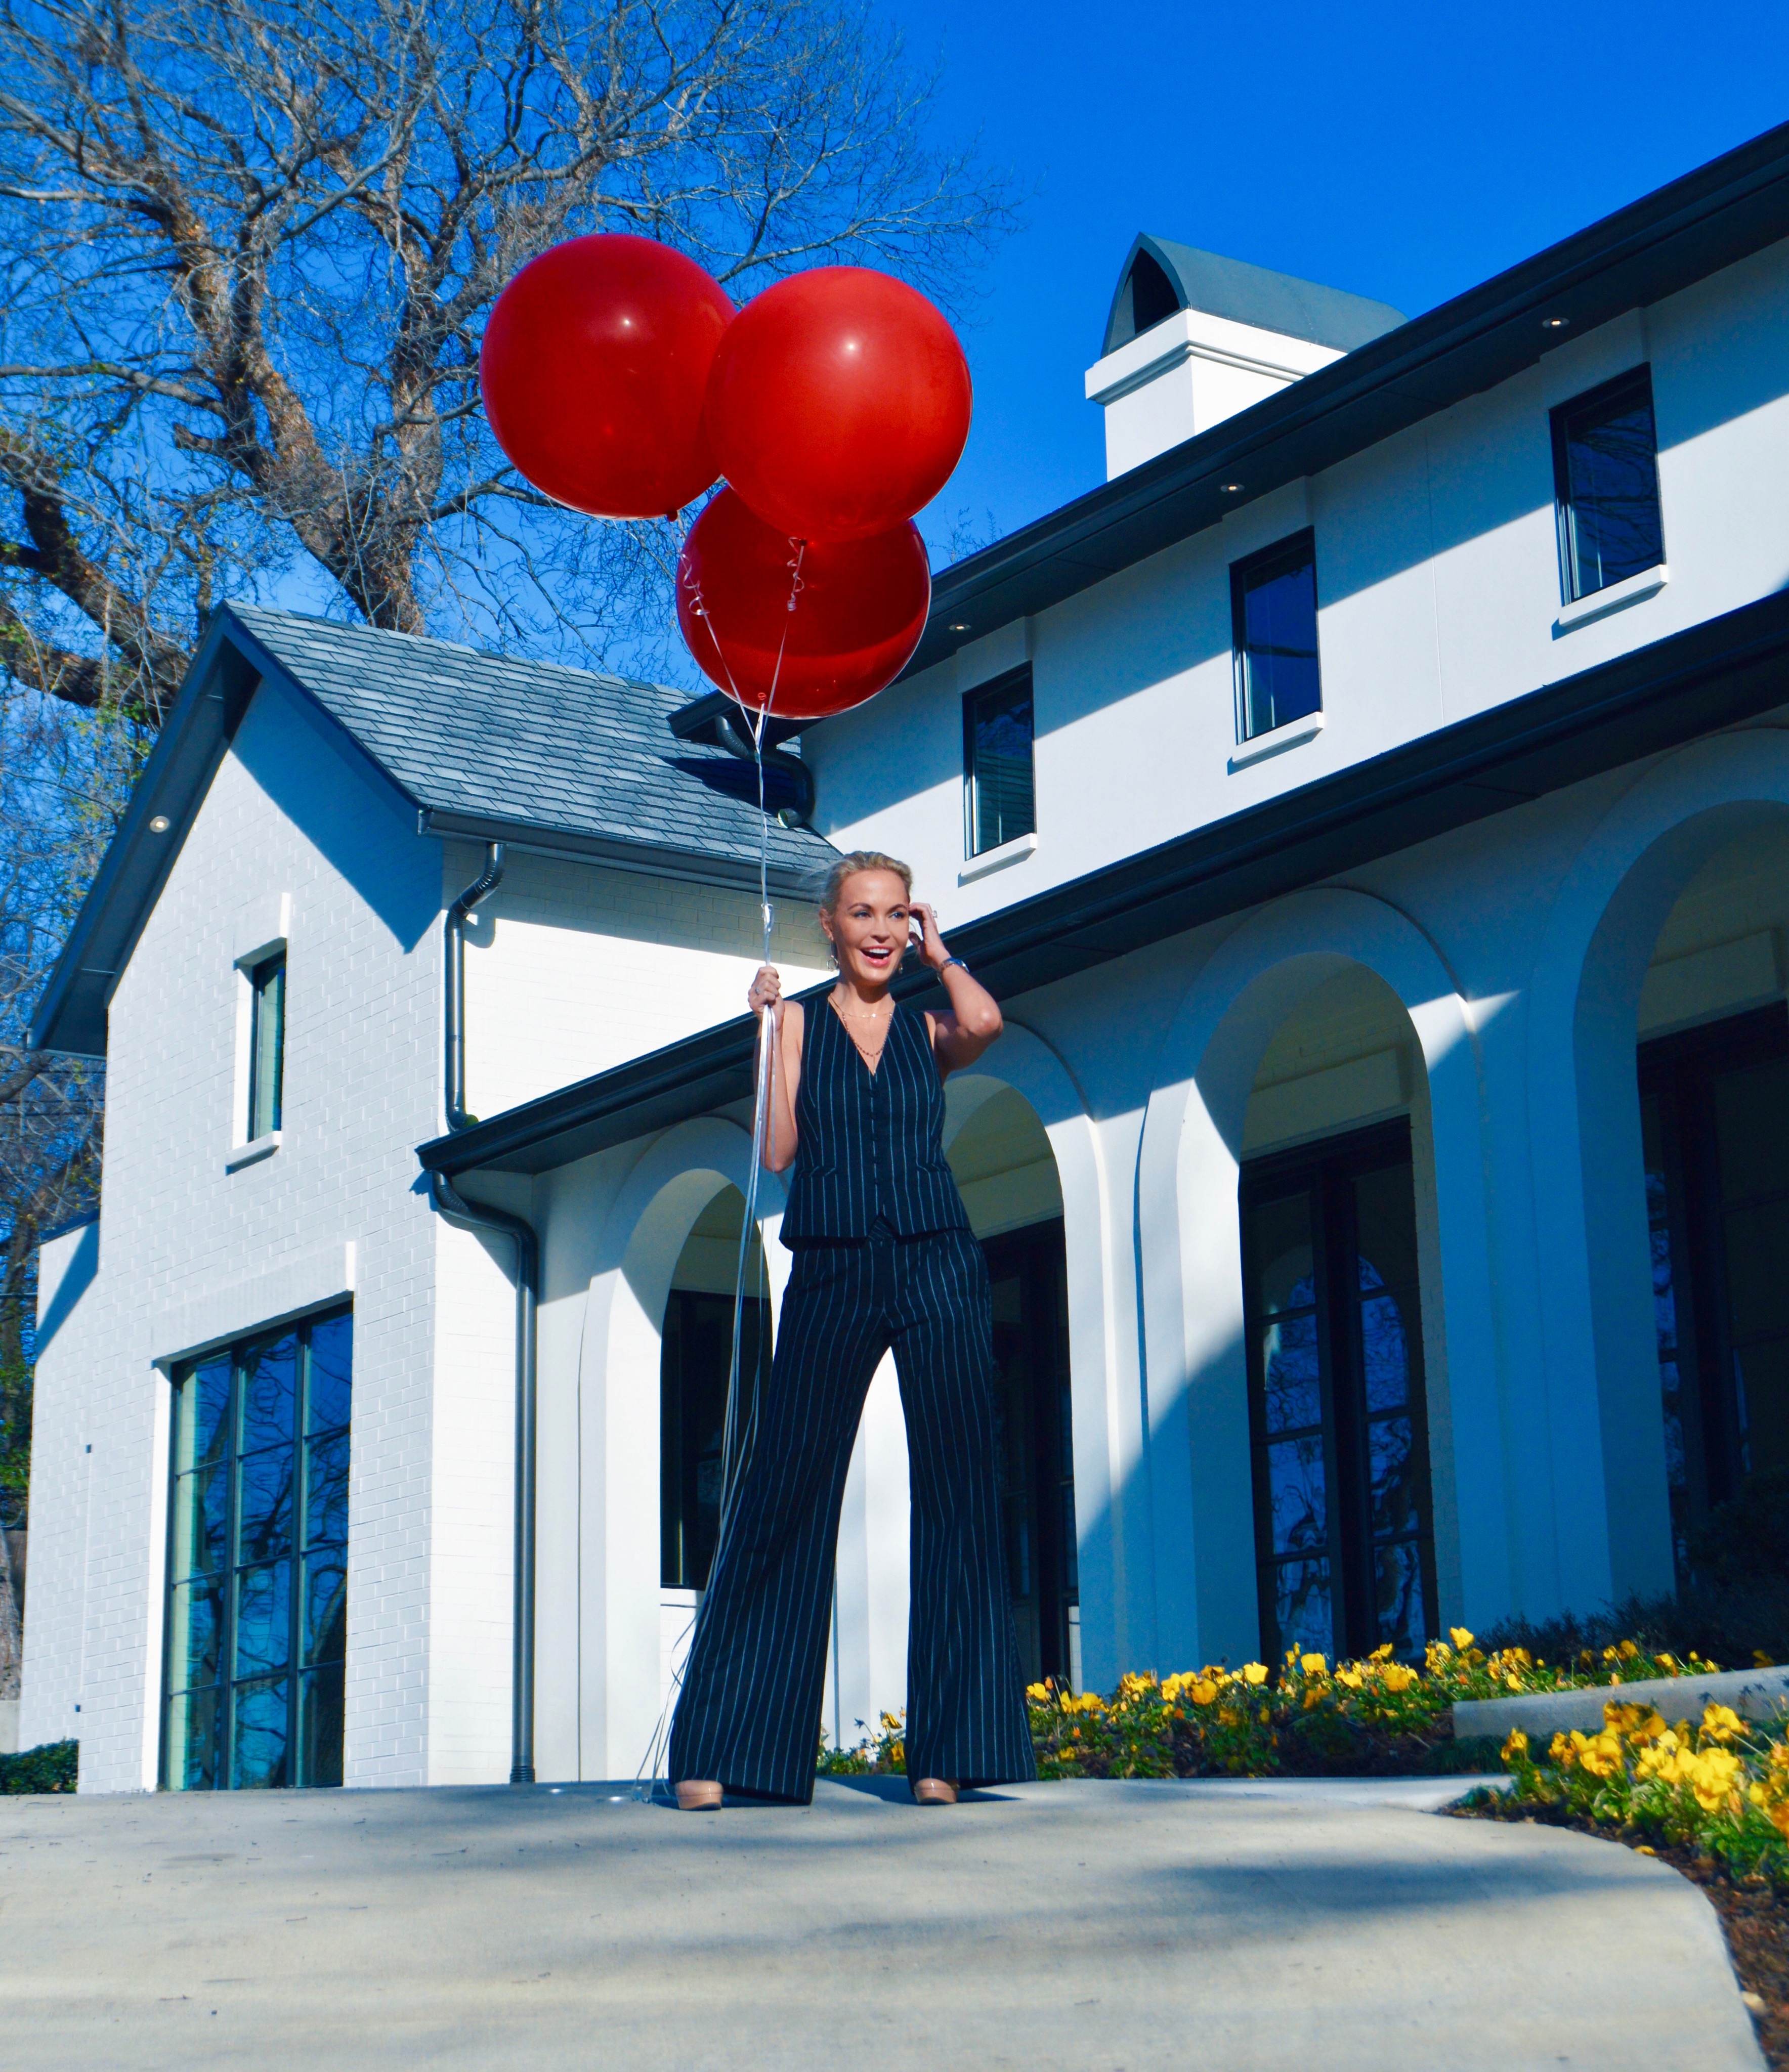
[668,1220,1037,1802]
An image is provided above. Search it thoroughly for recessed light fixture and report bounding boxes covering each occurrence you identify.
[1542,315,1570,331]
[1220,482,1244,494]
[149,814,171,833]
[947,621,970,632]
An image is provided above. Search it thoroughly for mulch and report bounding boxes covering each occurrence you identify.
[1457,1793,1789,2067]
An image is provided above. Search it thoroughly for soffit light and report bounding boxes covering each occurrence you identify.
[1542,315,1570,331]
[149,814,171,833]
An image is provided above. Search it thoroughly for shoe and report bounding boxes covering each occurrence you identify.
[912,1778,958,1805]
[675,1779,723,1811]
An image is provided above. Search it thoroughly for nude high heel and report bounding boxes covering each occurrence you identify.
[912,1778,959,1805]
[675,1779,723,1811]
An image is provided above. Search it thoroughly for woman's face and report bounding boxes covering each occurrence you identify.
[823,870,911,989]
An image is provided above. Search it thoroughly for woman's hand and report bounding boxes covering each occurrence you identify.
[909,902,952,972]
[748,964,783,1016]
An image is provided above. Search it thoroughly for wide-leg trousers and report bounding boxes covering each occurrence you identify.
[668,1221,1037,1802]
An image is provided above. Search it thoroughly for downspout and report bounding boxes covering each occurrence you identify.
[430,842,539,1787]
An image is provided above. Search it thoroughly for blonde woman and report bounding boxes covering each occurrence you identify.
[669,852,1036,1808]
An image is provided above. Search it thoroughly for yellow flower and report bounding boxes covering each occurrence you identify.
[1335,1667,1365,1690]
[1449,1627,1475,1652]
[1026,1682,1051,1703]
[1370,1643,1395,1662]
[1190,1678,1219,1707]
[1242,1662,1269,1686]
[1380,1663,1418,1694]
[1572,1729,1624,1781]
[1551,1730,1574,1766]
[1769,1799,1789,1842]
[1300,1653,1328,1676]
[1699,1703,1743,1745]
[1682,1747,1741,1814]
[1501,1729,1529,1763]
[1755,1651,1776,1669]
[1620,1639,1640,1661]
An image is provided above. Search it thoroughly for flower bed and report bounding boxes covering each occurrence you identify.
[817,1628,1738,1782]
[0,1739,77,1794]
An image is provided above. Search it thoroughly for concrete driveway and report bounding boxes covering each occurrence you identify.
[0,1775,1762,2070]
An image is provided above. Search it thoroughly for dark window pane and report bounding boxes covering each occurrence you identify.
[168,1577,224,1693]
[236,1445,294,1565]
[166,1687,219,1791]
[1735,1339,1789,1480]
[965,673,1035,856]
[1722,1200,1789,1343]
[171,1462,230,1580]
[306,1313,353,1435]
[1264,1435,1327,1557]
[1358,1293,1411,1412]
[1556,373,1663,600]
[300,1664,345,1788]
[231,1678,290,1789]
[1259,1316,1321,1433]
[1270,1557,1333,1658]
[173,1356,232,1472]
[1713,1059,1789,1206]
[247,953,286,1139]
[1368,1415,1420,1536]
[660,1289,769,1590]
[1061,1483,1078,1594]
[302,1550,348,1667]
[1372,1539,1429,1654]
[234,1562,292,1679]
[240,1333,299,1453]
[1234,535,1320,742]
[1249,1191,1314,1316]
[305,1429,350,1547]
[1351,1165,1419,1291]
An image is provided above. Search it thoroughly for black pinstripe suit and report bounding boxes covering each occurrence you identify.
[669,999,1036,1801]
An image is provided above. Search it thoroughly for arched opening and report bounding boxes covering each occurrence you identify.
[946,1084,1078,1687]
[1630,819,1789,1572]
[1115,248,1180,346]
[1236,966,1448,1664]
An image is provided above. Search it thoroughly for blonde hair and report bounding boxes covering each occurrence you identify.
[818,850,913,918]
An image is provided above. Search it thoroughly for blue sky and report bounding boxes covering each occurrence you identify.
[902,0,1789,554]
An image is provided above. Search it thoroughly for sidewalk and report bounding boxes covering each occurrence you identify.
[0,1775,1762,2069]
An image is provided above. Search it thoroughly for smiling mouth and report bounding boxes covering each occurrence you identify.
[862,944,893,965]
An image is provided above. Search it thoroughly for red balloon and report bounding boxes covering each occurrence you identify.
[676,490,930,720]
[704,267,971,543]
[481,235,734,520]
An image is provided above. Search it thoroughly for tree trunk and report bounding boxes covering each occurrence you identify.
[0,1517,21,1703]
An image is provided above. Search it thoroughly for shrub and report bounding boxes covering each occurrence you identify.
[0,1739,77,1794]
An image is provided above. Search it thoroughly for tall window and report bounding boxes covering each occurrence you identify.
[963,667,1035,857]
[1241,1121,1436,1661]
[163,1309,351,1790]
[246,951,286,1139]
[661,1289,770,1589]
[1552,367,1665,603]
[1231,530,1321,744]
[1640,1006,1789,1573]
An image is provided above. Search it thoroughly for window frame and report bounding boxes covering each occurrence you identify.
[1229,529,1323,746]
[159,1305,351,1792]
[1240,1117,1438,1663]
[1551,364,1666,606]
[961,665,1037,860]
[245,949,286,1142]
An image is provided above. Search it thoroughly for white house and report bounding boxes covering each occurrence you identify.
[23,119,1789,1794]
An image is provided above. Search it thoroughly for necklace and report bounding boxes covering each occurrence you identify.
[830,990,892,1067]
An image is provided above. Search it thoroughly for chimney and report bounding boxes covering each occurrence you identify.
[1086,238,1404,480]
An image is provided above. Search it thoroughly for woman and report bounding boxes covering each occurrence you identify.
[668,850,1037,1808]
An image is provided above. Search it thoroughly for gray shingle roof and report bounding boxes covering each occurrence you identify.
[1101,235,1405,358]
[223,603,832,884]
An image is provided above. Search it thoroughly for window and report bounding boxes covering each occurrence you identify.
[246,951,285,1140]
[1552,367,1665,603]
[1639,1006,1789,1574]
[984,1219,1078,1689]
[661,1290,770,1590]
[1241,1122,1437,1661]
[1231,530,1321,744]
[963,668,1035,858]
[162,1309,351,1790]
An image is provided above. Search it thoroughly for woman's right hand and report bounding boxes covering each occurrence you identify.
[748,964,782,1015]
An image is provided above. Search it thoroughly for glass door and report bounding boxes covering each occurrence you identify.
[1241,1122,1436,1662]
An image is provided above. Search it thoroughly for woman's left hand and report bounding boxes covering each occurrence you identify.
[909,900,951,972]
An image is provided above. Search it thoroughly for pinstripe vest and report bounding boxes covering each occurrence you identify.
[780,997,970,1243]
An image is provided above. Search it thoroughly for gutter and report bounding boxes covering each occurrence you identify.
[428,843,539,1786]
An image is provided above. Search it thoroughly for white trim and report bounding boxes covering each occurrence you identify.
[1553,563,1668,634]
[958,830,1039,884]
[1228,708,1326,771]
[147,1239,355,1368]
[225,1129,281,1172]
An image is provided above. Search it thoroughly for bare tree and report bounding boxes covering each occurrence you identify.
[0,0,1013,712]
